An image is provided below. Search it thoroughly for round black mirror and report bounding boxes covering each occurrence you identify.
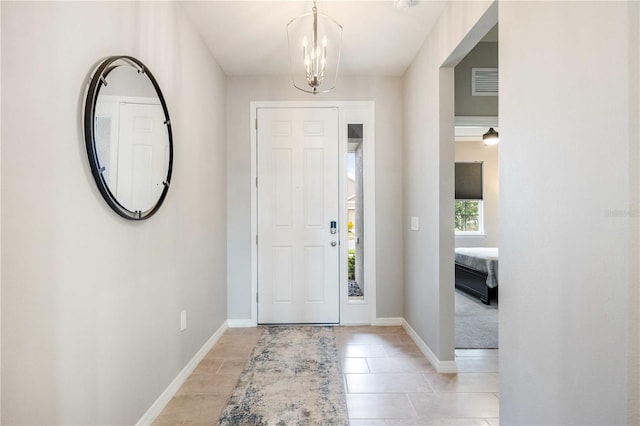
[84,56,173,220]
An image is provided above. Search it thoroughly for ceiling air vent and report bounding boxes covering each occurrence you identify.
[472,68,498,96]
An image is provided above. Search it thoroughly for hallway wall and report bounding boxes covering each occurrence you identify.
[1,2,227,424]
[499,2,638,423]
[454,41,498,117]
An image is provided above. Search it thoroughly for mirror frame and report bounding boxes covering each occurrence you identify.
[84,55,173,220]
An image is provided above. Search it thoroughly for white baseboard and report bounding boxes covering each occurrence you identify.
[402,320,457,373]
[136,320,229,425]
[227,319,255,328]
[371,317,404,326]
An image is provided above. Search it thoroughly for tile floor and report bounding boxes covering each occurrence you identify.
[153,326,499,425]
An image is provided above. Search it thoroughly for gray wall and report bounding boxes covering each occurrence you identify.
[499,1,638,423]
[455,41,498,117]
[226,75,404,321]
[1,2,227,424]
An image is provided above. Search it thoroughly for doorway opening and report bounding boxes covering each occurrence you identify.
[451,26,500,351]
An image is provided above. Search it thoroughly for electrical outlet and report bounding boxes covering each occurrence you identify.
[180,310,187,332]
[411,216,420,231]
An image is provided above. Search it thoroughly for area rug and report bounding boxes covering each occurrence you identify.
[455,289,499,349]
[217,326,348,425]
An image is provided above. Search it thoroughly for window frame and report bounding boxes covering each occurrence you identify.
[455,199,485,237]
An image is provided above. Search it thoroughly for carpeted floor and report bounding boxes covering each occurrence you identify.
[217,326,348,425]
[455,289,499,349]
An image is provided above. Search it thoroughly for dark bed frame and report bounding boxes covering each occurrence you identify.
[455,263,497,305]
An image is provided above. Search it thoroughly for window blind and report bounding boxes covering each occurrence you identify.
[455,162,483,200]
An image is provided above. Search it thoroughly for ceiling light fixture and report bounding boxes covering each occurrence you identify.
[483,127,499,145]
[287,0,342,94]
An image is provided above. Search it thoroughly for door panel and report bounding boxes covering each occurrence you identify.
[304,246,325,303]
[273,149,293,227]
[272,247,293,303]
[257,107,339,324]
[304,149,324,227]
[117,102,167,212]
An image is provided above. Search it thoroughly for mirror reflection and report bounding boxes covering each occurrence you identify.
[84,56,172,220]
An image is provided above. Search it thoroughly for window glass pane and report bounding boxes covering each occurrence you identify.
[455,200,481,233]
[348,124,364,300]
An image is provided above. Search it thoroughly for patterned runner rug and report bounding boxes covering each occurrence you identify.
[217,326,348,425]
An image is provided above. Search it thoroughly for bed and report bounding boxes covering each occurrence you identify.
[454,247,498,305]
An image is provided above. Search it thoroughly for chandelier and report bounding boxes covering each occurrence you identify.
[287,0,342,94]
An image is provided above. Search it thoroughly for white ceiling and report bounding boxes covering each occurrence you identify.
[180,1,447,77]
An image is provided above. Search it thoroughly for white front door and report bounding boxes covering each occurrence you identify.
[117,102,168,212]
[257,107,340,324]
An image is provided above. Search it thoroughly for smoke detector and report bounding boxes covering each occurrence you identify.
[394,0,414,9]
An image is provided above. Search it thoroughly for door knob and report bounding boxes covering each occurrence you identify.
[331,241,337,247]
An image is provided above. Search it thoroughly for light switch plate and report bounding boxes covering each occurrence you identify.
[411,216,419,231]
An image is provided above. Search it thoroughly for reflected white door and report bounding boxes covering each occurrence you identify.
[117,102,168,212]
[257,107,340,324]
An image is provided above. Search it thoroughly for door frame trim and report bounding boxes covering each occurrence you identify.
[250,101,376,326]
